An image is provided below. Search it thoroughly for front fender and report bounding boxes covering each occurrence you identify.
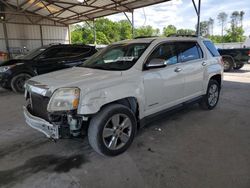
[77,81,144,117]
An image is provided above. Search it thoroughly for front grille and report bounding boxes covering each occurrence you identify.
[30,93,50,121]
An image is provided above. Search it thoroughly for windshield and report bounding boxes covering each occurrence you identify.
[79,43,149,71]
[19,47,47,60]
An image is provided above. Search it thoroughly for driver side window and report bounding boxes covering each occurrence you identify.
[148,43,178,66]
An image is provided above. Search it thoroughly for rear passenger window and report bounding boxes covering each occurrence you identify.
[42,47,91,59]
[57,47,91,57]
[178,42,203,62]
[148,43,178,65]
[203,40,220,57]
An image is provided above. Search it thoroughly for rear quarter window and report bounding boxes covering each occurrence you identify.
[203,41,220,57]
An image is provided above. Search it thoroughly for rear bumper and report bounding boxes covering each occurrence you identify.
[23,106,59,139]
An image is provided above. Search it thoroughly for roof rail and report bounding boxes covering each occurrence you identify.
[168,34,198,37]
[49,43,61,46]
[134,36,159,39]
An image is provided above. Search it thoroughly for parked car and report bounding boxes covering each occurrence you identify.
[218,48,250,72]
[0,44,97,92]
[23,37,223,156]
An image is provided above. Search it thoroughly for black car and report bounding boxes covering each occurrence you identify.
[0,44,97,93]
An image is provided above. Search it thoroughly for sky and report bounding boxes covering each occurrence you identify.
[106,0,250,37]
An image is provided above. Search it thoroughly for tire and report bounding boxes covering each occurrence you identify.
[0,84,11,90]
[11,73,31,93]
[223,57,233,72]
[233,63,244,70]
[88,104,137,156]
[199,79,220,110]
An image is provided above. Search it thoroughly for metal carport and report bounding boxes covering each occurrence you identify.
[0,0,201,57]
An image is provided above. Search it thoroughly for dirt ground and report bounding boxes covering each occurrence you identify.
[0,65,249,188]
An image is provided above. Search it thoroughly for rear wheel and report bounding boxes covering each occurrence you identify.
[11,73,31,93]
[199,79,220,110]
[223,57,233,72]
[88,104,137,156]
[233,63,244,70]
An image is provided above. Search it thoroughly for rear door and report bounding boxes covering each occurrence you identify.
[176,41,205,99]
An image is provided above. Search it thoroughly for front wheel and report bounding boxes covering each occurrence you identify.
[88,104,137,156]
[223,57,233,72]
[199,79,220,110]
[11,73,31,93]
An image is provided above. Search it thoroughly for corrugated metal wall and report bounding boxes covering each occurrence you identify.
[42,26,69,46]
[0,12,69,55]
[0,23,6,52]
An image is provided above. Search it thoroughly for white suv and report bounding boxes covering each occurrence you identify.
[23,36,223,156]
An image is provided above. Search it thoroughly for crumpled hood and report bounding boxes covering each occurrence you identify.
[30,67,122,91]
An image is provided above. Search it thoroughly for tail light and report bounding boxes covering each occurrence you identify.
[220,57,224,65]
[248,50,250,56]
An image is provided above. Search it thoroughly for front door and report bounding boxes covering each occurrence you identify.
[143,42,185,115]
[34,47,65,75]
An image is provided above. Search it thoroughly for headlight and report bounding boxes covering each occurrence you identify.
[47,88,80,112]
[0,66,13,73]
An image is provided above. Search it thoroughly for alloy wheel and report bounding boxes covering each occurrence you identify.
[102,114,132,150]
[208,84,219,107]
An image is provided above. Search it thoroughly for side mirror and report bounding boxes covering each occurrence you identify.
[145,58,167,69]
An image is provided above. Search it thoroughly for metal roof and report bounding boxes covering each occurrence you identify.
[2,0,171,25]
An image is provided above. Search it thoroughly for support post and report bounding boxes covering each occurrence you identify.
[39,25,44,46]
[68,25,71,44]
[93,19,96,45]
[131,10,134,38]
[123,11,135,38]
[3,22,10,57]
[192,0,201,37]
[196,0,201,37]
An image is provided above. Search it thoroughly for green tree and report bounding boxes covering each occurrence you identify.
[96,31,110,44]
[163,25,177,36]
[71,24,94,44]
[135,25,160,37]
[200,21,209,36]
[208,35,223,43]
[208,17,214,35]
[224,27,245,42]
[176,29,195,35]
[239,11,245,27]
[118,20,132,40]
[95,18,120,43]
[217,12,228,41]
[227,11,245,42]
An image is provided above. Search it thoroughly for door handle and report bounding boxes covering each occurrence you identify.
[202,62,207,66]
[174,67,182,72]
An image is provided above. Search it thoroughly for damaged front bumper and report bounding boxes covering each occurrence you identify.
[23,106,59,139]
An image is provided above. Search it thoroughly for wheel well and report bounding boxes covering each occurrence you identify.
[11,71,34,79]
[222,55,234,64]
[112,97,138,112]
[210,74,221,88]
[100,97,140,128]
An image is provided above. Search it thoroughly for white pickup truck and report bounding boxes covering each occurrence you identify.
[23,36,223,156]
